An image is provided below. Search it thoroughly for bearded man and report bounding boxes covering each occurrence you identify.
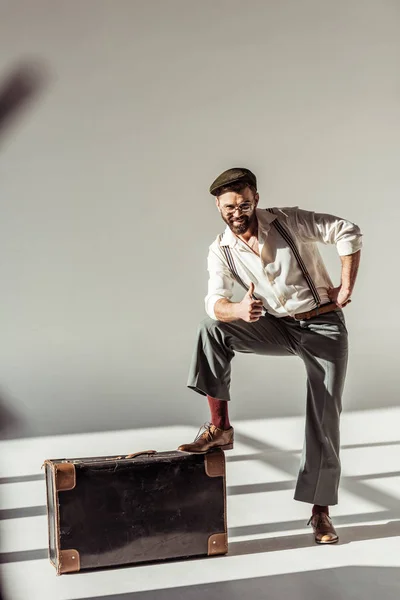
[178,167,362,544]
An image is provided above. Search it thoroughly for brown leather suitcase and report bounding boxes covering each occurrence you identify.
[44,448,227,575]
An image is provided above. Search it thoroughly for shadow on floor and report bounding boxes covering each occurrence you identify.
[230,518,400,555]
[69,565,400,600]
[2,516,400,567]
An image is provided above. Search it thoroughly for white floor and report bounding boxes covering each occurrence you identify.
[1,407,400,600]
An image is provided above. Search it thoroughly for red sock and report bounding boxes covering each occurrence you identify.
[207,396,231,430]
[312,504,329,516]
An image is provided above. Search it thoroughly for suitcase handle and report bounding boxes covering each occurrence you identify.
[124,450,157,459]
[104,450,158,461]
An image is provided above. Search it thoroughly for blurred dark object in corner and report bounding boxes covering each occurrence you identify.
[0,63,48,600]
[0,61,49,443]
[0,392,32,440]
[0,61,48,138]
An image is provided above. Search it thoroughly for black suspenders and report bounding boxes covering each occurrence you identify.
[219,208,321,308]
[220,245,260,302]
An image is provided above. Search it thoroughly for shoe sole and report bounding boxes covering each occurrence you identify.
[178,442,234,453]
[220,443,233,451]
[315,537,339,544]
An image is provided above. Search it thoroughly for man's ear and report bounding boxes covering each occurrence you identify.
[215,197,221,212]
[254,192,260,207]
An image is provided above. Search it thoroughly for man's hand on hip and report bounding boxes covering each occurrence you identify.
[327,285,352,308]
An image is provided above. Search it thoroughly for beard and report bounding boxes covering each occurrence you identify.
[222,212,256,235]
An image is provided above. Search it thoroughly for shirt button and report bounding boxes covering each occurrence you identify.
[279,295,287,304]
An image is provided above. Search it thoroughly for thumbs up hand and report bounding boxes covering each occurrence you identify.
[247,282,255,297]
[238,282,265,322]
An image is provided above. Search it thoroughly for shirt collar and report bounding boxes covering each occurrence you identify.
[219,208,277,248]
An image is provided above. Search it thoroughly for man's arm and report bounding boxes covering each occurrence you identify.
[292,207,363,254]
[214,283,264,322]
[205,246,263,322]
[341,249,361,293]
[213,298,240,322]
[328,249,361,308]
[291,207,363,307]
[204,246,235,320]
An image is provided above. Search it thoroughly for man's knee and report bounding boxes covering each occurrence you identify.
[198,316,223,336]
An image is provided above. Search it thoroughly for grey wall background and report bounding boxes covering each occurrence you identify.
[0,0,398,439]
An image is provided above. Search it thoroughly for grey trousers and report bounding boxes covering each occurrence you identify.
[187,310,349,506]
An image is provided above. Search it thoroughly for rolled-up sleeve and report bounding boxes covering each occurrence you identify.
[292,207,363,256]
[204,245,235,320]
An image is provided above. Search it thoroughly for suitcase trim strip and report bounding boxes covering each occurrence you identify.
[44,461,80,574]
[44,461,63,574]
[43,462,57,570]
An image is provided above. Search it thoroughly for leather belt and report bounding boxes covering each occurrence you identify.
[285,301,340,321]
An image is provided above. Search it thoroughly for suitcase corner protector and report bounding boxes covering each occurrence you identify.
[58,549,81,574]
[204,450,225,478]
[55,462,76,491]
[208,533,228,556]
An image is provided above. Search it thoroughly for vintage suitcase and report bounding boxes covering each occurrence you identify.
[44,448,227,575]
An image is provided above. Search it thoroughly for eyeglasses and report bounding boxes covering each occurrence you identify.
[221,202,254,216]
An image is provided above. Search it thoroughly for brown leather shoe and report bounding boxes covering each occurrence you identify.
[178,422,234,453]
[307,512,339,544]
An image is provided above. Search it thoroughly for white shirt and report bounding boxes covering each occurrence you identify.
[205,206,363,320]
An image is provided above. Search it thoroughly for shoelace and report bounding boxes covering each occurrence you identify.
[193,421,215,443]
[307,513,331,527]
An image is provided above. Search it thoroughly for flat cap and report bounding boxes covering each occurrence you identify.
[209,167,257,196]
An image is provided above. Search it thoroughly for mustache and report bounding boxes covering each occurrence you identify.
[230,219,249,228]
[230,216,248,222]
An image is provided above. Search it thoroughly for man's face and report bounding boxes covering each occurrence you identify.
[216,186,259,235]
